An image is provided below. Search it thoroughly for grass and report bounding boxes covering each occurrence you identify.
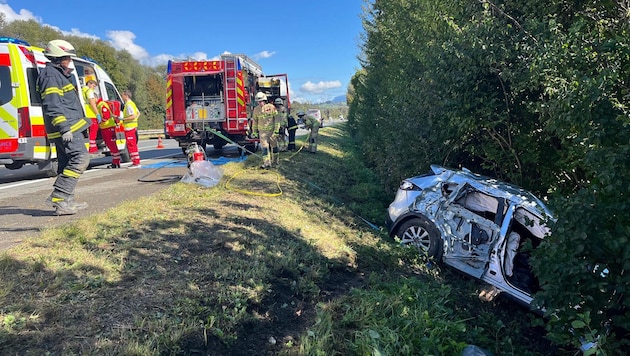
[0,124,564,355]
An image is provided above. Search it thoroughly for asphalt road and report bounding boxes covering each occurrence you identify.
[0,138,194,251]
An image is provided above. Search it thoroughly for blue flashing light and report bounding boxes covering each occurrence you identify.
[0,37,31,46]
[167,60,172,74]
[81,56,99,64]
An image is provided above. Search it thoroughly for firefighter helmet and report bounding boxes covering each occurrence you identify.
[274,98,283,105]
[297,111,305,117]
[44,39,76,58]
[255,92,267,102]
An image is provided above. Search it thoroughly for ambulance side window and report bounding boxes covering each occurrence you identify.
[104,82,122,104]
[0,67,12,105]
[26,68,42,105]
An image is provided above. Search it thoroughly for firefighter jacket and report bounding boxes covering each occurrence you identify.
[275,106,288,128]
[252,103,279,134]
[97,100,117,129]
[37,62,90,140]
[122,99,140,130]
[82,86,98,118]
[302,115,319,130]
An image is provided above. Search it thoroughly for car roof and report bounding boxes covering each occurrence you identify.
[430,165,553,218]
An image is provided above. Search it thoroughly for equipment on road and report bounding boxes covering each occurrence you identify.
[0,37,129,175]
[164,54,290,155]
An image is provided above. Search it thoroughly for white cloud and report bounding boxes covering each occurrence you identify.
[0,3,40,22]
[0,4,97,39]
[60,27,99,39]
[106,30,149,62]
[300,80,342,94]
[252,50,275,60]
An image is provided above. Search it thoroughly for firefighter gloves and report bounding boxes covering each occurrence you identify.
[252,132,259,139]
[62,131,73,143]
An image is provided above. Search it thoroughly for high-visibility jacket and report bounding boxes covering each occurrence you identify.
[82,86,98,118]
[252,103,278,133]
[122,99,140,130]
[37,62,90,139]
[97,100,117,129]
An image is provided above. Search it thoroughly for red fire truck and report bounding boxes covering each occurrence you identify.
[164,54,290,153]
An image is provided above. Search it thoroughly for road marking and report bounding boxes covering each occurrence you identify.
[0,178,51,191]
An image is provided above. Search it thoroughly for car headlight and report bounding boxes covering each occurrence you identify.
[399,180,421,191]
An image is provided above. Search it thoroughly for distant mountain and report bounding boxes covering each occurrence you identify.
[321,95,347,105]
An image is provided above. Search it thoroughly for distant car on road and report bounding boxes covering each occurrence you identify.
[386,165,553,307]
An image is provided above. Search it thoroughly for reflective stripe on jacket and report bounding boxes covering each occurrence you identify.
[252,103,278,133]
[37,62,89,139]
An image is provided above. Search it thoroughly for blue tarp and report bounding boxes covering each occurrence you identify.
[143,155,247,169]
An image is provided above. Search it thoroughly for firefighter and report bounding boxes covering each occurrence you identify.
[287,114,298,151]
[38,39,91,215]
[251,92,279,168]
[82,79,100,153]
[97,100,121,168]
[297,111,319,153]
[273,98,288,152]
[121,89,141,168]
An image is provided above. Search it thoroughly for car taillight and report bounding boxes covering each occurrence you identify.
[18,107,31,137]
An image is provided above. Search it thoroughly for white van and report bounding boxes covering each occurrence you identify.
[0,37,128,175]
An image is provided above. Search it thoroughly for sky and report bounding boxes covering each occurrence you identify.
[0,0,366,103]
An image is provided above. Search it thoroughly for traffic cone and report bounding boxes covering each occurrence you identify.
[156,137,164,149]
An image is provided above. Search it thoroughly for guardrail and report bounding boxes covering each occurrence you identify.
[137,129,165,139]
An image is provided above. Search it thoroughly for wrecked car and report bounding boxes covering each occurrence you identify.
[386,165,553,306]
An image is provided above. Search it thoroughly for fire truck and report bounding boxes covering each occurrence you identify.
[0,37,128,175]
[164,54,290,153]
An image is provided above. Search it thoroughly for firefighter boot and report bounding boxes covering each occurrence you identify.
[46,196,77,216]
[47,194,87,214]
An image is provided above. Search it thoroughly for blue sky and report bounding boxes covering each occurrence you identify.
[0,0,366,103]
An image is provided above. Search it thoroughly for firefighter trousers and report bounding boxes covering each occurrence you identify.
[307,125,319,153]
[287,129,297,151]
[259,131,278,166]
[51,132,90,200]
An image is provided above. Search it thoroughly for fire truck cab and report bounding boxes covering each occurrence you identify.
[0,37,128,175]
[165,54,290,153]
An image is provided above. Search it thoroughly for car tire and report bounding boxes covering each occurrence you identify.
[396,216,442,259]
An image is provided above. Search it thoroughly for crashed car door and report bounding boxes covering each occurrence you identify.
[436,184,505,279]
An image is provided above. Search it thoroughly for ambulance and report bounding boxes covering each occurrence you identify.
[0,37,128,175]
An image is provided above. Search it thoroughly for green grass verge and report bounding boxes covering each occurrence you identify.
[0,124,561,355]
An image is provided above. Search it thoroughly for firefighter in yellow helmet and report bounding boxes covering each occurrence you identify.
[38,39,91,215]
[297,111,319,153]
[251,92,279,168]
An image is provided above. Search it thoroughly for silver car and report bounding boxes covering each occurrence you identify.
[386,165,553,306]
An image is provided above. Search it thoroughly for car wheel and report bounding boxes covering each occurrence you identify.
[396,217,442,259]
